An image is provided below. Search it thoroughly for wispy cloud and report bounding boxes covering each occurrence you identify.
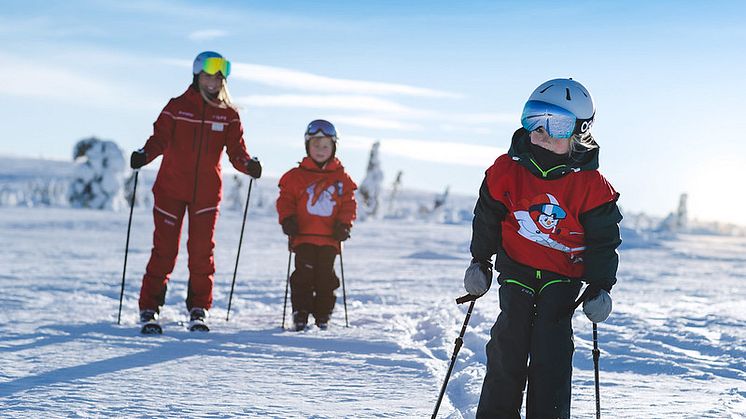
[230,63,460,98]
[164,59,458,98]
[188,29,228,41]
[235,94,430,117]
[345,135,503,167]
[0,51,160,110]
[235,93,516,134]
[327,115,423,132]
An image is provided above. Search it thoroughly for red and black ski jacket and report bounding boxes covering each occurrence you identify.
[470,128,622,291]
[142,86,254,207]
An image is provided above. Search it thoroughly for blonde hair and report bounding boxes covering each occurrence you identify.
[199,78,237,110]
[568,131,599,161]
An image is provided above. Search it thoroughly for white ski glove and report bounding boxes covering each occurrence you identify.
[464,260,492,296]
[583,289,612,323]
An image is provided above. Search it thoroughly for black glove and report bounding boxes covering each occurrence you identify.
[245,156,262,179]
[130,149,147,169]
[281,216,299,237]
[332,222,351,242]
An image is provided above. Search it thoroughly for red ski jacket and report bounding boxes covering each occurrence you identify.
[485,154,618,279]
[277,157,357,251]
[142,86,253,207]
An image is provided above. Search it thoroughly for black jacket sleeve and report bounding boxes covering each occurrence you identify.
[579,199,623,291]
[470,178,508,265]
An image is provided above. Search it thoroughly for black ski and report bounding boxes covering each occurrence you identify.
[188,319,209,332]
[140,321,163,335]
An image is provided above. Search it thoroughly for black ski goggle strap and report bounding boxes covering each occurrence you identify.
[574,113,595,136]
[305,119,337,138]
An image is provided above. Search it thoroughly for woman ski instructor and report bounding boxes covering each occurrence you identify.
[130,51,262,333]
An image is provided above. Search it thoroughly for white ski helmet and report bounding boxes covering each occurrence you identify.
[521,78,595,139]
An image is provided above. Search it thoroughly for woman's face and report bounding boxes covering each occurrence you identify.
[308,136,334,163]
[529,127,570,155]
[198,72,224,96]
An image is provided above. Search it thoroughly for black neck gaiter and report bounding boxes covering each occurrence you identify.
[529,142,569,169]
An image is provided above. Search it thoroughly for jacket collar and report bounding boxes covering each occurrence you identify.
[507,128,600,179]
[299,156,343,172]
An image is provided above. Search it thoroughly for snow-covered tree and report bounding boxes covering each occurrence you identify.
[386,170,403,216]
[433,185,450,210]
[658,193,689,233]
[357,141,384,218]
[676,193,688,230]
[68,137,126,210]
[227,174,246,211]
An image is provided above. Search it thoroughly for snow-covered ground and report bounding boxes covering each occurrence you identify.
[1,161,745,418]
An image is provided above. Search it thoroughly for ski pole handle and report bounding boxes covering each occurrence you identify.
[456,294,479,304]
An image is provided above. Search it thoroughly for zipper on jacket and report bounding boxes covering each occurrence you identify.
[192,101,206,203]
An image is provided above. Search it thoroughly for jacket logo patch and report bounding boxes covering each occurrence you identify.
[513,193,585,254]
[211,122,224,132]
[306,182,336,217]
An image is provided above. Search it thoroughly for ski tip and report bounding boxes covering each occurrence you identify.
[188,321,210,332]
[140,323,163,335]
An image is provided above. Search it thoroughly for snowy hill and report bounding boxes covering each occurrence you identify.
[1,156,745,418]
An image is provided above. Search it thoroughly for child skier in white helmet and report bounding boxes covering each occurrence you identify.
[464,78,622,418]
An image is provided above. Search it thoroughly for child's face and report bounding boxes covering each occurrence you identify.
[530,128,570,155]
[308,136,334,163]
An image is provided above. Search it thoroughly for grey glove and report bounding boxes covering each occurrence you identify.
[583,289,612,323]
[463,260,493,296]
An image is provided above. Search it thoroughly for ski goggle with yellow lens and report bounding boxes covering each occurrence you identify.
[199,57,231,77]
[521,100,594,139]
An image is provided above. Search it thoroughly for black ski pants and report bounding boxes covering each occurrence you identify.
[477,275,582,419]
[290,244,340,323]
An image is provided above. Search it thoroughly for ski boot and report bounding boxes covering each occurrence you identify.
[188,307,210,332]
[315,314,330,330]
[139,309,162,335]
[293,310,309,332]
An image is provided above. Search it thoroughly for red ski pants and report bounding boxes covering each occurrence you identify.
[138,194,219,312]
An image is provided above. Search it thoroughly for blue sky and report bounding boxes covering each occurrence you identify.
[1,0,744,226]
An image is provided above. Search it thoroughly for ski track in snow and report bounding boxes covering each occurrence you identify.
[0,206,745,418]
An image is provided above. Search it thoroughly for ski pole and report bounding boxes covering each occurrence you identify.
[117,170,138,325]
[593,322,601,419]
[226,177,254,321]
[569,284,603,417]
[339,243,349,327]
[432,294,478,418]
[282,243,292,329]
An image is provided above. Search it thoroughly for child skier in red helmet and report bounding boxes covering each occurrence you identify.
[276,119,357,331]
[130,51,262,332]
[464,78,622,418]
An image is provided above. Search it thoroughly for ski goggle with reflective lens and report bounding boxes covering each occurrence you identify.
[200,57,231,77]
[521,100,594,139]
[305,119,337,139]
[529,203,567,219]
